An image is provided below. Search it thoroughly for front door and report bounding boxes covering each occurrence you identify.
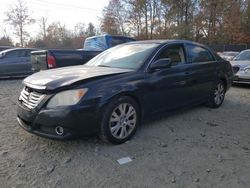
[143,44,196,114]
[0,50,28,76]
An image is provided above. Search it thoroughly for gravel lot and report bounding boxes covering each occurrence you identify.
[0,79,250,188]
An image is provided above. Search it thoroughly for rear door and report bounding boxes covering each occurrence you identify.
[144,43,196,113]
[185,44,218,100]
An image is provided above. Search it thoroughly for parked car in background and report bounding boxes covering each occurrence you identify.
[17,40,234,144]
[83,35,136,51]
[0,46,12,52]
[233,65,250,84]
[0,48,38,78]
[31,35,135,72]
[219,51,239,61]
[231,49,250,84]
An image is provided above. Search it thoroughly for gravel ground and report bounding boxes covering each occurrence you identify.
[0,79,250,188]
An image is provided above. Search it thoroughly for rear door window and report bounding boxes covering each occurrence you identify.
[187,44,215,63]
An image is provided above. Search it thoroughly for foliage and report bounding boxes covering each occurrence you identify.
[7,0,250,48]
[100,0,250,44]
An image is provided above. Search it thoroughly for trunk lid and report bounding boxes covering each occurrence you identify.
[31,50,48,71]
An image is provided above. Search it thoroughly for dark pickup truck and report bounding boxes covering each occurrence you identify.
[31,35,135,71]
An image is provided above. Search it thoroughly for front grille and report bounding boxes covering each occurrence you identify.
[233,66,240,74]
[19,87,45,109]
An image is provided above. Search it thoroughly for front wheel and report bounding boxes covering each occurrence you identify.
[206,81,226,108]
[99,96,140,144]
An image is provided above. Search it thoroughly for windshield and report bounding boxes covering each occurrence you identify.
[86,43,159,70]
[234,51,250,61]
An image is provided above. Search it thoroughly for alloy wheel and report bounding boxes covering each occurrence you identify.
[109,103,137,139]
[214,83,225,105]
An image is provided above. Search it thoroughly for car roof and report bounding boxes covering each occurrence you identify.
[123,39,210,48]
[0,48,37,53]
[240,49,250,53]
[222,51,239,53]
[86,34,134,40]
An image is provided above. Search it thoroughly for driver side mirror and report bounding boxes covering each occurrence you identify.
[149,58,172,72]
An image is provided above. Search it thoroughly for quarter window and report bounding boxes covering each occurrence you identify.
[187,44,215,63]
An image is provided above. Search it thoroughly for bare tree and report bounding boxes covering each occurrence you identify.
[74,22,86,37]
[5,0,35,47]
[100,0,128,35]
[39,17,47,40]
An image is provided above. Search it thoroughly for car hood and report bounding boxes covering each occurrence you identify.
[23,65,133,90]
[230,60,250,68]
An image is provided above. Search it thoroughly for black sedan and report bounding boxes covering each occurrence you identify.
[17,40,234,144]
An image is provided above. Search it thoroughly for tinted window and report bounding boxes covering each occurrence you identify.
[187,44,215,63]
[5,50,26,58]
[156,45,185,66]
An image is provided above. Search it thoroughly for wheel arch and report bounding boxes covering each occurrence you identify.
[100,91,144,121]
[219,76,228,91]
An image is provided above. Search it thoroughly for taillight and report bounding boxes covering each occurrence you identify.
[47,55,56,68]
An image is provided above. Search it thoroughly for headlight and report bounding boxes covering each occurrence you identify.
[47,88,88,108]
[245,68,250,74]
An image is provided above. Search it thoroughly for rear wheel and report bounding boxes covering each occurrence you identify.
[206,81,226,108]
[99,96,140,144]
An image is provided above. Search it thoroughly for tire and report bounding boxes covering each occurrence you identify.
[206,80,226,108]
[99,96,140,144]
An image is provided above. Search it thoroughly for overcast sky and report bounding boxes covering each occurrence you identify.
[0,0,109,41]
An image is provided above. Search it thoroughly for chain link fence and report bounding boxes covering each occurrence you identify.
[208,44,250,52]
